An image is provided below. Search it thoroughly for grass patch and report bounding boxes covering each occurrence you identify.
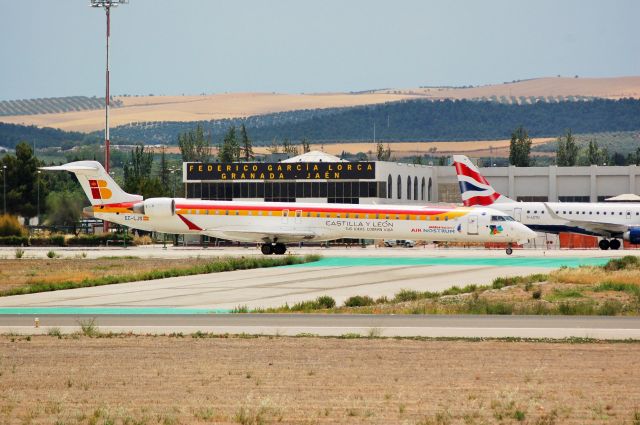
[0,255,320,297]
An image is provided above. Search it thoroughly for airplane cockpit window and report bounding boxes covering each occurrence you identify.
[491,215,506,221]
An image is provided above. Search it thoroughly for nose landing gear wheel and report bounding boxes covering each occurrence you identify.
[506,243,513,255]
[273,243,287,255]
[261,244,274,255]
[610,239,621,250]
[599,239,610,250]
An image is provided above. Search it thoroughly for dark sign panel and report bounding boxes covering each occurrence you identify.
[186,162,376,181]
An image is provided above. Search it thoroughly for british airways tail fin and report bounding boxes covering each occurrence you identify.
[452,155,514,206]
[40,161,142,206]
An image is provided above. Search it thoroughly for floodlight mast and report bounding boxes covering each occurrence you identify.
[90,0,128,175]
[91,0,127,233]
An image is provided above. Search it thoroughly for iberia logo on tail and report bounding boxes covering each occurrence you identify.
[89,179,112,200]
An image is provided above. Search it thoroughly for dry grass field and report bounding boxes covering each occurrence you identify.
[0,258,215,293]
[0,336,639,424]
[2,77,638,133]
[0,92,418,133]
[376,76,640,100]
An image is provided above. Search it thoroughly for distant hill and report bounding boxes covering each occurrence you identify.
[0,76,638,132]
[0,122,94,150]
[109,98,640,145]
[0,96,121,117]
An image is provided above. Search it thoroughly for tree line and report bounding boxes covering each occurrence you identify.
[108,98,640,145]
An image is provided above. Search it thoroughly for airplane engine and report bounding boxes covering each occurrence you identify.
[623,227,640,244]
[132,198,175,217]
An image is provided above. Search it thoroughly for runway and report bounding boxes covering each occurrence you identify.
[2,314,640,339]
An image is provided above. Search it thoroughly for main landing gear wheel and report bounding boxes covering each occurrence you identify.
[610,239,621,250]
[260,243,287,255]
[506,244,513,255]
[599,239,610,250]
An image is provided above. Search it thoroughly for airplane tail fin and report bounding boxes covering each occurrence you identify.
[452,155,513,206]
[40,161,143,206]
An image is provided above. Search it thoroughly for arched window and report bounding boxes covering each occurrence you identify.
[421,177,426,201]
[428,177,433,201]
[407,177,412,200]
[387,175,393,199]
[397,175,402,199]
[414,176,418,201]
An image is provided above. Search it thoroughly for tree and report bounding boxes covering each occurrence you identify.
[218,126,241,162]
[45,190,84,226]
[587,139,601,165]
[282,138,298,156]
[301,138,311,154]
[556,129,578,166]
[239,124,254,161]
[124,144,163,198]
[178,124,211,163]
[158,147,172,196]
[509,126,532,167]
[376,141,391,161]
[0,142,40,217]
[268,138,280,154]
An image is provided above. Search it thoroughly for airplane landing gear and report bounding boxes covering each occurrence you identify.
[260,243,287,255]
[610,239,621,250]
[506,243,513,255]
[599,239,610,250]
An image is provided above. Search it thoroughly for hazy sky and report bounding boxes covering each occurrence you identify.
[1,0,639,100]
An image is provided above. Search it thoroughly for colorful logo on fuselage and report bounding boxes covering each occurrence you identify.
[489,224,503,235]
[89,179,112,200]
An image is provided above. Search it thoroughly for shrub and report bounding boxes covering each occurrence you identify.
[133,234,153,245]
[14,248,24,259]
[46,250,57,259]
[532,289,542,299]
[394,289,420,302]
[604,256,640,271]
[344,295,375,307]
[315,295,336,309]
[0,235,28,246]
[0,215,25,237]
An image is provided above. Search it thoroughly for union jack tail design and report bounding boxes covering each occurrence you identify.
[452,155,513,206]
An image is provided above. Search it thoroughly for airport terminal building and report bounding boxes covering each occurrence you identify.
[183,152,639,205]
[183,151,435,205]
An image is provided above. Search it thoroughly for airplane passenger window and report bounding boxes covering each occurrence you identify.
[385,215,390,219]
[527,210,530,213]
[444,216,448,221]
[225,210,229,215]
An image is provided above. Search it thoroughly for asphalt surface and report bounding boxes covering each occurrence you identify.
[2,314,640,339]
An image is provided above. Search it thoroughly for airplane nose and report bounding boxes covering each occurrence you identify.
[519,224,536,240]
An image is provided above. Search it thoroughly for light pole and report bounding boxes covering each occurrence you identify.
[37,170,41,225]
[91,0,128,233]
[170,168,179,198]
[2,165,6,215]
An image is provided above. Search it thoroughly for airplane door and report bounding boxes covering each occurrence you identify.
[467,215,478,235]
[514,208,522,222]
[281,209,289,224]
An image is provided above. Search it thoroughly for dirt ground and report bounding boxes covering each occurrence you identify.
[0,336,639,424]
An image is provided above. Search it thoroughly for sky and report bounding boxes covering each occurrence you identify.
[1,0,639,100]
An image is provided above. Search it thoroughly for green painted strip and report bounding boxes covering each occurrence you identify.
[0,307,230,315]
[288,257,610,268]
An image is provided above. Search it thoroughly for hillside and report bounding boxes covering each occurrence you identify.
[109,98,640,145]
[0,76,638,133]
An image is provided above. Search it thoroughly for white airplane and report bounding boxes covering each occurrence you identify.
[42,160,536,255]
[453,155,640,250]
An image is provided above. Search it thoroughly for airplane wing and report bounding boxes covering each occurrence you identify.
[202,228,318,243]
[542,203,629,236]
